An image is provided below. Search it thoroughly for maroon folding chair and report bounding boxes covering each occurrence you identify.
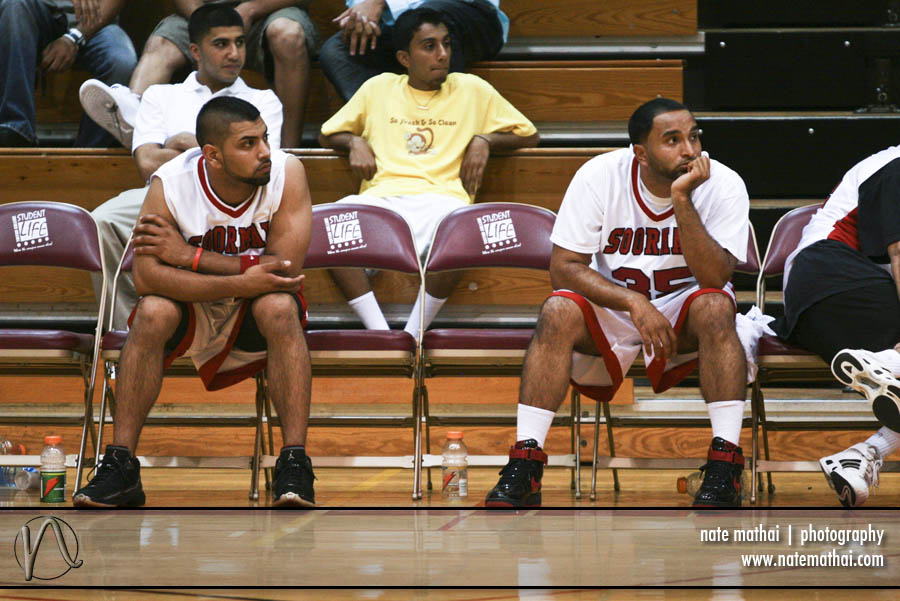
[0,201,107,488]
[416,202,564,500]
[750,203,835,502]
[303,203,423,491]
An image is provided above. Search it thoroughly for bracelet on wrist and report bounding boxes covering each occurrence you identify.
[191,247,203,272]
[66,28,86,49]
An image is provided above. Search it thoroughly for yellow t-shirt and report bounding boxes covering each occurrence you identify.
[320,72,537,203]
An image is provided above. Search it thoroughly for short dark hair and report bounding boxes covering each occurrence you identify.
[196,96,261,148]
[188,3,244,45]
[628,97,690,145]
[393,7,449,52]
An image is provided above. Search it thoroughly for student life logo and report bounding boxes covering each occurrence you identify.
[11,209,53,252]
[477,210,521,254]
[325,211,366,254]
[14,516,83,581]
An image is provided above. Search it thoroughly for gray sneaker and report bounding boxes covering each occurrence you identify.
[79,79,138,149]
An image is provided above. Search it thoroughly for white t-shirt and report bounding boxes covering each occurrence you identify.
[133,73,283,153]
[152,147,289,257]
[551,147,749,300]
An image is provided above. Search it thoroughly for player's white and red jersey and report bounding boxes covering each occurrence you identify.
[155,146,289,256]
[144,147,304,391]
[783,144,900,286]
[551,147,750,299]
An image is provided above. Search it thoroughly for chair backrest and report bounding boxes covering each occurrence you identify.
[424,203,557,272]
[307,203,421,275]
[734,222,760,276]
[0,201,103,272]
[761,203,821,277]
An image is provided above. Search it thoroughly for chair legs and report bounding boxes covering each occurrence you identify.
[570,388,581,499]
[250,372,267,501]
[74,357,101,493]
[590,399,620,500]
[757,387,775,495]
[423,384,432,492]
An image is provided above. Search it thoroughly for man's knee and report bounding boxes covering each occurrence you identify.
[318,32,347,64]
[266,18,308,61]
[130,296,181,337]
[689,293,736,334]
[534,295,584,342]
[252,293,300,335]
[141,35,187,69]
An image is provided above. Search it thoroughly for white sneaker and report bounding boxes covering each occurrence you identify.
[819,442,882,507]
[79,80,139,149]
[831,348,900,431]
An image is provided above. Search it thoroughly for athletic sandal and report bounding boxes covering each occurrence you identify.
[831,349,900,431]
[692,437,744,508]
[484,439,547,508]
[73,445,145,508]
[819,442,882,508]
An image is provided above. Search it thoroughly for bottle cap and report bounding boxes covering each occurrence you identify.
[44,435,62,445]
[446,431,463,440]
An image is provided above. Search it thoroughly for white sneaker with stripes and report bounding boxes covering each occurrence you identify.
[819,442,882,507]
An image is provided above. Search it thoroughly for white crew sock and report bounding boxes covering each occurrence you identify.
[516,404,556,449]
[347,291,389,330]
[872,349,900,377]
[865,427,900,458]
[706,400,745,446]
[403,291,447,339]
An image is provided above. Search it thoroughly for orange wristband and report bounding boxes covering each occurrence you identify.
[191,247,203,272]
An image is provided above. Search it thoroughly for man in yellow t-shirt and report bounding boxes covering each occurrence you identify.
[319,6,539,338]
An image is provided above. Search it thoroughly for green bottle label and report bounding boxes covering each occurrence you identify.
[40,470,66,503]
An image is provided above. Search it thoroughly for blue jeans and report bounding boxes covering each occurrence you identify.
[319,0,503,101]
[0,0,136,147]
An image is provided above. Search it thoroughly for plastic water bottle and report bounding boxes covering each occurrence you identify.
[677,470,751,499]
[0,438,27,490]
[15,468,40,491]
[441,431,468,498]
[40,436,66,503]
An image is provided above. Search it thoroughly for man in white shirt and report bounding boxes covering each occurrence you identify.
[484,98,752,509]
[91,3,283,329]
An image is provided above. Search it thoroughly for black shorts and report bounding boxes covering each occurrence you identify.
[775,239,900,361]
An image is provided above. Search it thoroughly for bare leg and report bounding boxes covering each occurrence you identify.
[328,267,372,300]
[252,293,310,446]
[424,271,462,298]
[681,293,747,403]
[112,296,182,452]
[129,36,187,95]
[265,18,309,148]
[519,296,598,412]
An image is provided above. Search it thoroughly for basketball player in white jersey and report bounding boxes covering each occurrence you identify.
[74,97,314,508]
[485,98,751,508]
[775,144,900,507]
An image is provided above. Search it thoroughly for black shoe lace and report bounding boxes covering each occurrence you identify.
[276,453,316,488]
[497,458,534,485]
[84,456,126,486]
[698,461,735,490]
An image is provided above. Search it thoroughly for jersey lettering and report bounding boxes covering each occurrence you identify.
[187,222,269,253]
[602,227,681,257]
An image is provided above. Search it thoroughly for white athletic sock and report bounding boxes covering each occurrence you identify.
[516,404,555,449]
[347,291,389,330]
[403,291,447,339]
[872,349,900,377]
[865,427,900,458]
[706,400,745,446]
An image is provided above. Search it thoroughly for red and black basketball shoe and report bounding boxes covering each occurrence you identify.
[692,437,745,508]
[485,439,548,508]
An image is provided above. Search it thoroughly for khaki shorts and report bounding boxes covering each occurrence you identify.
[151,2,319,80]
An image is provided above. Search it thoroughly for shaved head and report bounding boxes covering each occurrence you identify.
[196,96,261,148]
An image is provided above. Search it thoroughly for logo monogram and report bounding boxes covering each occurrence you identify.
[476,211,521,255]
[324,211,366,254]
[11,210,52,253]
[14,516,83,581]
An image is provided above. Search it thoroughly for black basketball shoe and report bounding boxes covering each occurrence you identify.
[273,446,316,507]
[692,437,744,508]
[73,445,145,508]
[485,439,548,508]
